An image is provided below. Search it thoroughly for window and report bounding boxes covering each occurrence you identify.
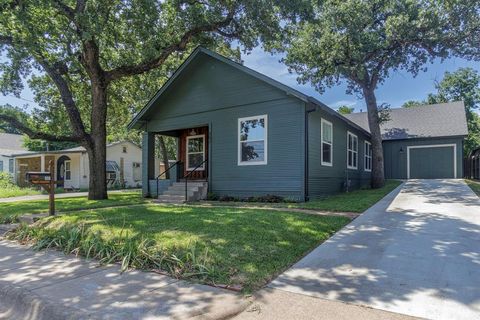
[64,160,71,180]
[347,132,358,169]
[186,135,205,170]
[321,119,333,166]
[364,141,372,172]
[238,115,267,165]
[0,160,3,172]
[122,146,127,153]
[9,159,13,173]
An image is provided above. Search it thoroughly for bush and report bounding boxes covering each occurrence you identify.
[0,172,14,188]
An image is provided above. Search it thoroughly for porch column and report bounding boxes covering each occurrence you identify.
[40,154,45,172]
[142,132,156,197]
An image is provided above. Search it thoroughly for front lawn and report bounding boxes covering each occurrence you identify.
[466,179,480,196]
[0,191,145,223]
[200,180,402,213]
[10,205,350,292]
[0,186,41,198]
[295,179,402,212]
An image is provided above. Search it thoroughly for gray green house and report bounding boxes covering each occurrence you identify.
[128,47,468,202]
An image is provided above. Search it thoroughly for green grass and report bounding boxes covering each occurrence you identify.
[201,180,402,213]
[11,205,350,292]
[0,191,146,223]
[294,180,402,212]
[0,187,41,198]
[466,179,480,196]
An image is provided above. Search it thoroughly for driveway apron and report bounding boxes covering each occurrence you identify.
[270,179,480,320]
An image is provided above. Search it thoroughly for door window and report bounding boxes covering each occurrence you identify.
[186,135,205,170]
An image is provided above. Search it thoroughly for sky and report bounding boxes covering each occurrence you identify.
[1,46,480,113]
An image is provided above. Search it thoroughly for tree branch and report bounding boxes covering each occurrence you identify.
[105,8,237,82]
[0,114,82,142]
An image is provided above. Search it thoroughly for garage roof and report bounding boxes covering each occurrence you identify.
[343,101,468,140]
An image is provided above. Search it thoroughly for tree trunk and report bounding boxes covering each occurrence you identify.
[363,86,386,188]
[159,136,170,179]
[87,82,108,200]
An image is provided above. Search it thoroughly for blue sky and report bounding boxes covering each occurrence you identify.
[2,46,480,113]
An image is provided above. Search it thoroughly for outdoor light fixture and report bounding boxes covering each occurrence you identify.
[399,147,404,153]
[189,129,197,136]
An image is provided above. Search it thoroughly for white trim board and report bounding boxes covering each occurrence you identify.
[406,144,457,179]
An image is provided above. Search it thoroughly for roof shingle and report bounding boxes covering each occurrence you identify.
[343,101,468,140]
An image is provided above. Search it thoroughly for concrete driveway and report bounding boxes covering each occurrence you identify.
[270,180,480,320]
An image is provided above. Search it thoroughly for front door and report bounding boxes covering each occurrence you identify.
[179,127,208,180]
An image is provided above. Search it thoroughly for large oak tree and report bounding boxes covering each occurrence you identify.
[274,0,479,188]
[0,0,301,199]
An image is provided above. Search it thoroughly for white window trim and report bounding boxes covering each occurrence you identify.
[186,134,205,171]
[321,119,333,166]
[64,160,72,181]
[364,141,372,172]
[347,131,358,170]
[238,114,268,166]
[406,144,457,179]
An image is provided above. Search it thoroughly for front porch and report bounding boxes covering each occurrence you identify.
[143,125,210,201]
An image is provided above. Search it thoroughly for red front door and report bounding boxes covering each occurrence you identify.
[179,126,208,180]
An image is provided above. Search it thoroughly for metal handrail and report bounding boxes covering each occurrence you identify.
[183,158,208,202]
[156,160,181,197]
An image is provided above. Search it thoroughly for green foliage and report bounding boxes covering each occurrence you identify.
[7,204,349,291]
[402,100,424,108]
[337,105,354,115]
[466,179,480,196]
[0,172,40,201]
[0,105,30,134]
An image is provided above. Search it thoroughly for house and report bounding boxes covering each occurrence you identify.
[12,141,147,189]
[128,47,468,202]
[344,102,468,179]
[0,133,27,176]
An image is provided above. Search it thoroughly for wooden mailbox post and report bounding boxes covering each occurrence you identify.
[25,160,56,216]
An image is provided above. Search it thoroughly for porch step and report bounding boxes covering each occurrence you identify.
[156,182,208,203]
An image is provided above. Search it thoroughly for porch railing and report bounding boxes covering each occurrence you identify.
[156,160,181,198]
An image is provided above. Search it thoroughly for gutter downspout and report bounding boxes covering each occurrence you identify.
[304,104,317,202]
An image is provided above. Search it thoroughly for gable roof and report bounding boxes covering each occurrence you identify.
[0,133,27,156]
[127,47,370,136]
[343,101,468,140]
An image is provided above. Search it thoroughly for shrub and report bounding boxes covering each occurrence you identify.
[0,172,14,188]
[8,222,220,282]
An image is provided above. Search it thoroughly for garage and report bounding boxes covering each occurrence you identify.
[407,144,457,179]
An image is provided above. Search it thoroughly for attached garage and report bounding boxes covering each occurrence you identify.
[407,144,457,179]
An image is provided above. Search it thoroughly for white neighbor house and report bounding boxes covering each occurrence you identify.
[0,133,28,176]
[13,141,149,189]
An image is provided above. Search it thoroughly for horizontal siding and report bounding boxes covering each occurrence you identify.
[383,137,464,179]
[148,97,306,200]
[147,55,286,120]
[308,110,371,198]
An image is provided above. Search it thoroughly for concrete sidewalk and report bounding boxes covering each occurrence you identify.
[0,189,140,203]
[0,239,249,320]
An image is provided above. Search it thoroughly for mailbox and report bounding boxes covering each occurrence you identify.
[26,171,52,183]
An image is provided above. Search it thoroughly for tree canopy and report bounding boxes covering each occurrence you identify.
[274,0,479,188]
[0,0,303,199]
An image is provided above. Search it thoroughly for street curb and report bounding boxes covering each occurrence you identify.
[0,283,90,320]
[190,296,253,320]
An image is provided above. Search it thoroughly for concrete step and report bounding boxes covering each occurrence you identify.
[167,185,201,192]
[171,183,206,188]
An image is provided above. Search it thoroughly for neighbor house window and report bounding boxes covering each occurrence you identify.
[0,160,3,172]
[238,115,267,165]
[132,162,141,181]
[122,146,127,153]
[321,119,333,166]
[347,132,358,169]
[64,160,71,180]
[8,159,14,173]
[364,141,372,172]
[186,135,205,170]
